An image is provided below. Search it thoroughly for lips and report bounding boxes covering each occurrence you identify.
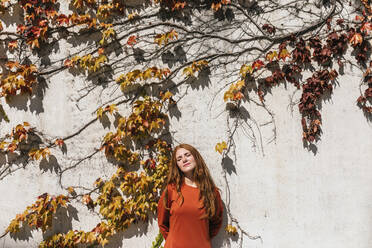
[183,163,191,167]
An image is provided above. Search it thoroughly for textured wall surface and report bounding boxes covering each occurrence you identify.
[0,1,372,248]
[1,65,371,248]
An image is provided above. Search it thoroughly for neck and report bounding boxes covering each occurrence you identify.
[184,175,197,187]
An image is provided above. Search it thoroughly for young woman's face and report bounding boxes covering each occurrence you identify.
[175,147,197,177]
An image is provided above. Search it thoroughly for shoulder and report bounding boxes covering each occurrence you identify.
[164,183,177,197]
[167,183,177,191]
[213,186,221,195]
[213,187,222,200]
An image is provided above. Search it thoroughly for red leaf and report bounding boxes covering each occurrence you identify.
[17,24,27,34]
[355,15,365,22]
[262,24,276,34]
[361,22,372,34]
[336,19,344,26]
[127,35,137,46]
[252,60,264,70]
[55,139,64,147]
[56,14,70,26]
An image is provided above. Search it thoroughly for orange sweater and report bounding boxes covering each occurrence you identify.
[157,182,223,248]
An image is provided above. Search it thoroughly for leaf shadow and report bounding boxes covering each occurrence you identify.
[161,46,187,68]
[42,205,79,240]
[303,140,318,155]
[189,67,212,90]
[39,155,61,174]
[222,155,236,175]
[9,223,33,241]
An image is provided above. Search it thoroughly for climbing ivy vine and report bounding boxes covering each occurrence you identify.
[0,0,371,247]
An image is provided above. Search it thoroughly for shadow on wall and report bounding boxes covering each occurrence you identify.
[213,202,238,248]
[104,216,154,248]
[42,205,79,241]
[9,205,79,242]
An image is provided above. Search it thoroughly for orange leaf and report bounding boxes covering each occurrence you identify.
[211,3,222,11]
[64,59,73,67]
[38,19,48,27]
[98,48,105,55]
[172,1,186,10]
[82,194,93,205]
[5,61,20,70]
[349,33,363,46]
[8,41,18,50]
[27,38,39,49]
[233,91,244,101]
[7,143,17,153]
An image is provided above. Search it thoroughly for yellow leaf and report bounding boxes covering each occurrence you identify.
[266,51,278,62]
[161,91,173,101]
[105,104,117,114]
[279,49,291,61]
[97,107,104,119]
[101,238,109,246]
[215,141,227,154]
[67,187,76,196]
[182,67,194,77]
[51,200,58,213]
[240,64,253,77]
[225,224,238,235]
[236,80,245,90]
[223,91,233,102]
[128,13,138,20]
[154,34,165,46]
[41,148,50,159]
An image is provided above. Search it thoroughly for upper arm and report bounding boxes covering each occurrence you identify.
[210,188,223,238]
[157,185,172,239]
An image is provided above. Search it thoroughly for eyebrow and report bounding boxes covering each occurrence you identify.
[176,152,190,159]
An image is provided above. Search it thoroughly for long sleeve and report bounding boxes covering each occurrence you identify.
[157,186,170,239]
[209,188,223,238]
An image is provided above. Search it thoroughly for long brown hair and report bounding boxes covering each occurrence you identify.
[163,144,219,219]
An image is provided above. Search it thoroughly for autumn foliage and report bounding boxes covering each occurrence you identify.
[0,0,372,247]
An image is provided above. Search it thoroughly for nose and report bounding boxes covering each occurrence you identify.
[182,156,188,163]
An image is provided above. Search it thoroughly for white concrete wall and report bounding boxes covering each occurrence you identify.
[0,1,372,248]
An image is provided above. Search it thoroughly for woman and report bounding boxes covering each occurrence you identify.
[157,144,223,248]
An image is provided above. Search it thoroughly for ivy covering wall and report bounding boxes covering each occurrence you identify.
[0,0,371,247]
